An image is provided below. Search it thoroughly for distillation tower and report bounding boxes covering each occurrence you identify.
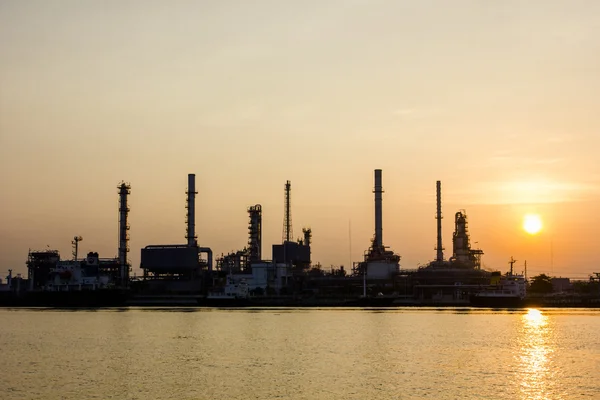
[248,204,262,264]
[450,210,483,269]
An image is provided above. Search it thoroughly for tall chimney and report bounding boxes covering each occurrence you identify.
[435,180,444,262]
[186,173,197,246]
[374,169,383,249]
[118,182,131,286]
[282,180,292,243]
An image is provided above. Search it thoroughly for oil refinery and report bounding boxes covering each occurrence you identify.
[1,169,598,308]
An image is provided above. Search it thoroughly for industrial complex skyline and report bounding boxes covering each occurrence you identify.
[1,1,599,278]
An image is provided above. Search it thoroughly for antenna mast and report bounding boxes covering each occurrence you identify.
[509,256,517,276]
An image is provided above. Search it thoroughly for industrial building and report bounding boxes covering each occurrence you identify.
[405,180,490,303]
[353,169,401,280]
[10,167,564,307]
[215,204,263,273]
[211,179,312,295]
[137,174,213,294]
[272,180,311,269]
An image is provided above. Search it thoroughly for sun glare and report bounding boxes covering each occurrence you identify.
[523,214,543,235]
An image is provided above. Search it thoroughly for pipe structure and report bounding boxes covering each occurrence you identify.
[198,247,213,272]
[374,169,383,249]
[302,227,312,246]
[118,182,131,286]
[186,173,197,246]
[435,180,444,262]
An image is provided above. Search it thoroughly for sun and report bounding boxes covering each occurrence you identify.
[523,214,543,235]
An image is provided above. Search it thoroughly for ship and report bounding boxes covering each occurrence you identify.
[197,276,253,307]
[470,257,527,308]
[0,247,130,308]
[0,183,133,308]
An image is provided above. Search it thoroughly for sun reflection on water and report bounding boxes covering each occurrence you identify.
[518,309,556,400]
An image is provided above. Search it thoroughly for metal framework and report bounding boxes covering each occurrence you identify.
[248,204,262,263]
[282,180,293,243]
[450,210,483,269]
[72,236,83,261]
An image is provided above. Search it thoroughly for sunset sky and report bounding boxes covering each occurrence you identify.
[1,1,599,279]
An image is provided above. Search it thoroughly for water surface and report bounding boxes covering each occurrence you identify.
[1,307,598,399]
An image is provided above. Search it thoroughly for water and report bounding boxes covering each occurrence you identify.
[1,307,599,399]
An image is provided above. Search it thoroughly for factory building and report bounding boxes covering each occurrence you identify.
[354,169,401,280]
[140,174,213,291]
[272,180,311,269]
[215,204,263,273]
[408,181,489,303]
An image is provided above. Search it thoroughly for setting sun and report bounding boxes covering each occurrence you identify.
[523,214,543,235]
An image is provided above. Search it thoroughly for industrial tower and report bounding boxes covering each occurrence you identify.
[272,180,311,269]
[282,180,292,243]
[186,173,197,247]
[72,236,83,261]
[357,169,400,279]
[450,210,483,269]
[435,181,444,263]
[374,169,383,249]
[118,181,131,286]
[248,204,262,263]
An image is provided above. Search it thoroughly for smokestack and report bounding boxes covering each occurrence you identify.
[374,169,383,249]
[186,173,197,246]
[436,180,444,262]
[283,180,292,243]
[118,182,131,286]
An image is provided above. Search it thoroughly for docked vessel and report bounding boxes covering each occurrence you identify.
[470,257,527,308]
[0,247,130,308]
[197,276,252,306]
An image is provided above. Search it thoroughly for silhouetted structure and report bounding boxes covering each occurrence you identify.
[435,181,444,263]
[141,173,213,282]
[282,180,292,243]
[450,210,483,269]
[355,169,400,279]
[118,182,131,285]
[248,204,262,263]
[273,180,311,268]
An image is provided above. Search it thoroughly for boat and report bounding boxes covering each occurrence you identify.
[470,257,527,308]
[197,276,252,306]
[0,252,130,308]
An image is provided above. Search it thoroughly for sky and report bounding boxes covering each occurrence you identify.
[1,0,599,280]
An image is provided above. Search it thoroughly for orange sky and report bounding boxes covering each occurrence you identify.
[1,1,599,279]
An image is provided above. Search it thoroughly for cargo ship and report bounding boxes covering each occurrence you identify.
[470,258,527,308]
[0,248,130,308]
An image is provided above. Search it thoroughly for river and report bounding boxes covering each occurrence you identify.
[1,307,598,399]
